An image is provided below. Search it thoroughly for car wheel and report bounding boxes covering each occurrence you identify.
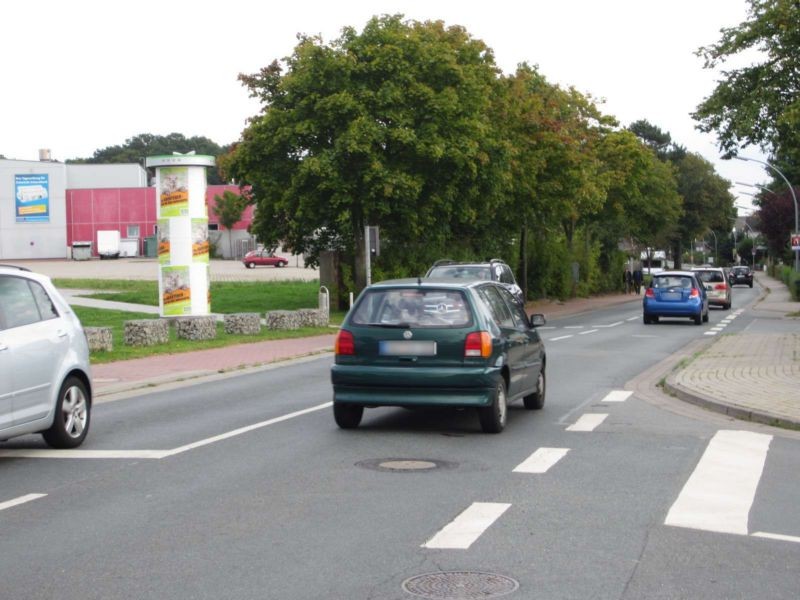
[247,262,255,269]
[643,314,651,324]
[42,376,90,449]
[333,402,363,429]
[479,379,507,433]
[749,282,753,288]
[703,309,710,322]
[694,312,703,325]
[277,261,286,268]
[523,368,546,410]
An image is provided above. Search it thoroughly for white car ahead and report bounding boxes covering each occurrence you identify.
[0,265,92,447]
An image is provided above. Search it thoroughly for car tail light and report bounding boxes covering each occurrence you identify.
[714,283,728,291]
[464,331,492,358]
[690,288,700,298]
[645,288,655,298]
[335,330,355,355]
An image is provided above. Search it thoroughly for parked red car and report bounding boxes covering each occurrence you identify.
[242,250,288,268]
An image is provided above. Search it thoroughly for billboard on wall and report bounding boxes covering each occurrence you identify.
[15,174,50,222]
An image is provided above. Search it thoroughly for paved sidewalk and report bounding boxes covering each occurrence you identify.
[666,271,800,429]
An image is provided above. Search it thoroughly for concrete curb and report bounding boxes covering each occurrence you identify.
[663,375,800,431]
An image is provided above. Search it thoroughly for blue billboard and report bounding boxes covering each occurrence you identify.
[15,174,50,223]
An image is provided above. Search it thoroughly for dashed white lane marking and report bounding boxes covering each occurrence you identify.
[704,331,718,336]
[513,448,569,474]
[564,325,584,329]
[0,493,46,512]
[601,390,632,403]
[538,326,557,330]
[422,502,511,549]
[592,321,624,328]
[752,532,800,545]
[711,327,725,331]
[550,335,573,341]
[566,413,608,432]
[579,329,599,335]
[0,402,333,461]
[665,430,772,535]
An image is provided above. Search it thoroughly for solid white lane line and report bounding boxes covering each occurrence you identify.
[626,316,639,321]
[752,532,800,545]
[163,402,333,457]
[566,413,608,432]
[564,326,584,329]
[0,450,168,460]
[0,493,46,512]
[550,335,573,341]
[579,329,599,335]
[0,403,334,461]
[513,448,569,474]
[601,390,632,403]
[422,502,511,549]
[665,430,772,535]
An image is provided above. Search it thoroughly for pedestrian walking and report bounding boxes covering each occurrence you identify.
[633,269,643,295]
[624,268,632,294]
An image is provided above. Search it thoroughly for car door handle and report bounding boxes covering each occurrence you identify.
[0,343,8,352]
[56,330,68,339]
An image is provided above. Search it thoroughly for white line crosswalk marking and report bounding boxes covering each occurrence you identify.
[422,502,511,549]
[601,390,632,403]
[513,448,569,474]
[665,430,772,535]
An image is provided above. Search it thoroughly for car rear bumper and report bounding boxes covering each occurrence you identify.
[331,364,500,407]
[643,298,702,317]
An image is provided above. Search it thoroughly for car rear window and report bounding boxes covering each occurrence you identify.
[428,265,492,280]
[351,288,473,328]
[694,270,725,283]
[653,276,694,289]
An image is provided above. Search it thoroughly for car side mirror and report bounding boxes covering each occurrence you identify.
[530,313,546,328]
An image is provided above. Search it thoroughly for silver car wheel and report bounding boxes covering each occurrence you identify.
[62,384,88,439]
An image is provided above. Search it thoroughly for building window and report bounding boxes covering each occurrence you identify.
[127,225,140,238]
[208,223,219,231]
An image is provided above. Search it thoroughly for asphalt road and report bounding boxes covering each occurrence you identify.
[1,285,799,600]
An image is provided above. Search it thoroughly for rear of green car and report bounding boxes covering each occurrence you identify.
[331,281,505,429]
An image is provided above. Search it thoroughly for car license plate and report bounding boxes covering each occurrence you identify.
[662,292,682,301]
[379,340,437,356]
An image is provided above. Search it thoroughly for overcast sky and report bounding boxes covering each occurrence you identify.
[1,0,770,213]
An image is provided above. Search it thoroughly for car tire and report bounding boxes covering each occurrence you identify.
[333,402,363,429]
[277,261,286,268]
[703,309,710,322]
[694,312,703,325]
[247,262,255,269]
[479,379,507,433]
[749,282,753,288]
[523,368,545,410]
[42,376,90,449]
[643,314,651,324]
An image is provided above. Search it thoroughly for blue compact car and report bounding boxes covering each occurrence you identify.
[643,271,709,325]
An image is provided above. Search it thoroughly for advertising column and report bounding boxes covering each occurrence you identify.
[145,154,215,317]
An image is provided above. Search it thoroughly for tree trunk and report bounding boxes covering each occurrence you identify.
[672,240,683,270]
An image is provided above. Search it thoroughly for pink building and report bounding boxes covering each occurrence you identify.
[66,185,253,258]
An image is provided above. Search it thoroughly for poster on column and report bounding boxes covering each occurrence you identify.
[15,174,50,222]
[158,219,171,264]
[162,266,192,316]
[192,219,209,262]
[159,167,189,217]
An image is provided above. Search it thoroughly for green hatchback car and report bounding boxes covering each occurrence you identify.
[330,279,547,433]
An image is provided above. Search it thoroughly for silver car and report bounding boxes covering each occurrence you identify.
[0,265,92,447]
[692,267,732,310]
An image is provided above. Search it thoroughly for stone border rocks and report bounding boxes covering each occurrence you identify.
[175,316,218,340]
[124,319,169,346]
[224,313,262,335]
[84,326,113,352]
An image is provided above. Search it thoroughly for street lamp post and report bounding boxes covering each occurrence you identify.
[735,156,799,271]
[706,229,718,266]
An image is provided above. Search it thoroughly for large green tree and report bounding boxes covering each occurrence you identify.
[693,0,800,171]
[221,15,508,292]
[68,133,231,184]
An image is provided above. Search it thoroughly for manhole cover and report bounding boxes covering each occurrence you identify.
[356,458,457,472]
[402,571,519,599]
